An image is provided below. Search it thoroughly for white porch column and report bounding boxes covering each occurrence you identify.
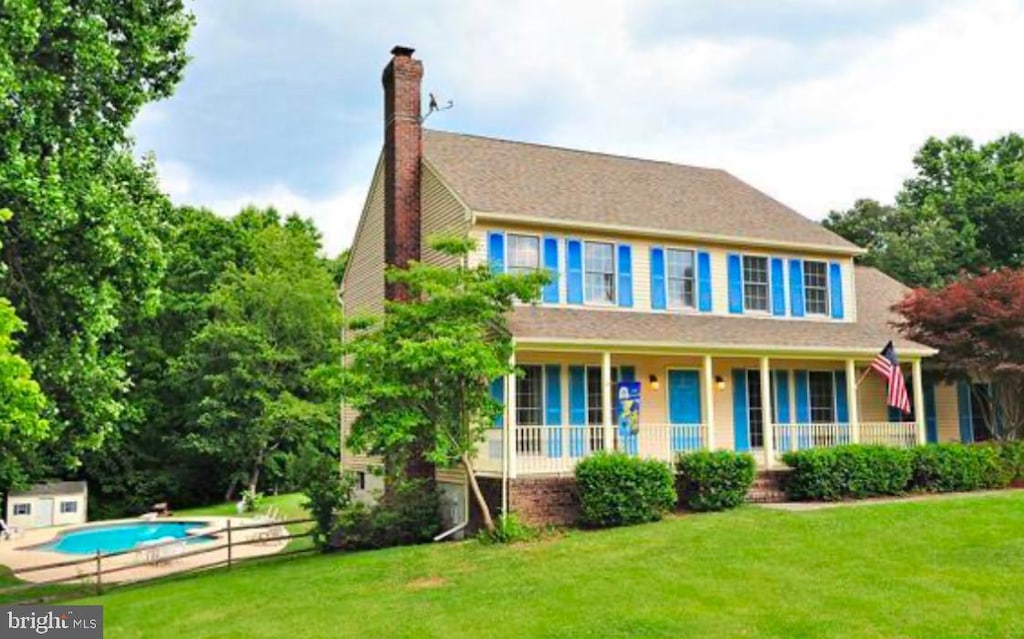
[602,351,614,452]
[760,357,775,468]
[702,355,716,450]
[846,359,860,444]
[506,352,517,479]
[912,358,926,445]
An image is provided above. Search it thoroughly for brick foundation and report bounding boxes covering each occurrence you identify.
[467,476,581,530]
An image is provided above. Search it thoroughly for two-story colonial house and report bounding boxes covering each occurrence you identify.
[341,47,988,527]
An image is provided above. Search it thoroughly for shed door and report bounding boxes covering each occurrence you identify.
[37,498,54,528]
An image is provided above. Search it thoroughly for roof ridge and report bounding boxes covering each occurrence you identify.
[423,128,725,174]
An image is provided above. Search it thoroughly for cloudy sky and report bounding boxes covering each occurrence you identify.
[132,0,1024,256]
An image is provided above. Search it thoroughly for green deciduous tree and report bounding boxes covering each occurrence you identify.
[0,0,194,471]
[176,217,343,500]
[824,134,1024,287]
[0,209,49,495]
[343,237,547,532]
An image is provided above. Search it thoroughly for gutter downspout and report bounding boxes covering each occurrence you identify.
[434,521,468,542]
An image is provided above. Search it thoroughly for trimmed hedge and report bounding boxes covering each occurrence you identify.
[676,451,756,511]
[575,452,677,528]
[910,443,1011,492]
[782,445,913,501]
[784,442,1018,501]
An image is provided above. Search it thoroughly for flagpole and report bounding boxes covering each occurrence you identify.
[855,363,872,387]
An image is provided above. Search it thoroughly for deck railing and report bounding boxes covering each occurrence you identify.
[477,423,707,476]
[771,421,918,460]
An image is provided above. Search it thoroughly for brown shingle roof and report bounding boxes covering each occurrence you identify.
[9,481,87,497]
[423,129,860,253]
[508,266,933,355]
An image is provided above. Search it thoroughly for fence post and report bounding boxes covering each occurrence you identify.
[95,550,102,595]
[227,520,233,570]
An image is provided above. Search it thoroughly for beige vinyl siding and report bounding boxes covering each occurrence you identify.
[471,223,857,322]
[935,382,962,442]
[421,163,470,266]
[857,373,890,422]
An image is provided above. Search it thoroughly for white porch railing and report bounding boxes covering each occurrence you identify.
[771,421,918,461]
[859,421,918,448]
[476,423,707,476]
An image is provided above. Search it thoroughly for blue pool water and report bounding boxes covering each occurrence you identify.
[40,522,213,555]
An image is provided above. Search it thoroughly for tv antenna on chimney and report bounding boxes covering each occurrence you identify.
[421,92,453,123]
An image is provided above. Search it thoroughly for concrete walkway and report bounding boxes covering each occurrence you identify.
[0,516,287,585]
[757,488,1021,512]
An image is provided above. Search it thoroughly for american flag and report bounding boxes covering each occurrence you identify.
[870,341,912,414]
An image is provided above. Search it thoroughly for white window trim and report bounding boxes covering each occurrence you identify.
[582,240,617,307]
[516,363,546,427]
[802,259,831,317]
[806,369,839,424]
[664,247,698,311]
[507,232,542,275]
[60,500,77,514]
[741,253,772,315]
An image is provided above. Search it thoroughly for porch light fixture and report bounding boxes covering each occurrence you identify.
[715,375,726,391]
[649,374,660,391]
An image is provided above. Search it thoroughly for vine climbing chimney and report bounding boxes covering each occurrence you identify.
[382,45,423,302]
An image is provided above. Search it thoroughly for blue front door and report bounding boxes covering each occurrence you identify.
[668,370,702,451]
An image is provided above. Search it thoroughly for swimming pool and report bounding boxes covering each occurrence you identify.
[39,521,214,555]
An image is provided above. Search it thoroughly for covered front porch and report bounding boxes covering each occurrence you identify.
[475,348,930,477]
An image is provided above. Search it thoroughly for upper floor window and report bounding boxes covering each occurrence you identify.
[742,255,769,312]
[666,249,695,309]
[584,241,615,304]
[803,260,829,316]
[507,234,540,276]
[809,371,835,424]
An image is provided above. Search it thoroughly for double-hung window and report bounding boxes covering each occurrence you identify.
[507,234,540,276]
[584,242,615,304]
[516,365,544,454]
[666,249,696,309]
[742,255,769,312]
[808,372,836,424]
[60,501,77,514]
[803,260,829,316]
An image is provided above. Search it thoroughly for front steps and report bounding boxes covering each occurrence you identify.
[748,470,790,503]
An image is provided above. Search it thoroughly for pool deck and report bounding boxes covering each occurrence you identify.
[0,516,287,585]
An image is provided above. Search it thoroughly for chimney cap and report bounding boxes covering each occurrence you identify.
[391,45,415,58]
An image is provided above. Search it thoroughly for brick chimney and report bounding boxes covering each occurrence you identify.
[382,46,434,483]
[382,45,423,302]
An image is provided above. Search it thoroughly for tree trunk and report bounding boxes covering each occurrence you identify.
[249,451,264,496]
[461,453,495,533]
[224,478,238,503]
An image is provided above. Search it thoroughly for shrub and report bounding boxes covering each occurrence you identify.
[782,445,912,501]
[676,451,756,511]
[998,441,1024,482]
[297,448,355,550]
[910,443,1011,492]
[575,453,677,528]
[331,479,441,551]
[477,513,536,545]
[241,489,264,513]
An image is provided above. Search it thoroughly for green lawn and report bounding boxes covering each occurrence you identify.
[76,491,1024,638]
[178,492,314,552]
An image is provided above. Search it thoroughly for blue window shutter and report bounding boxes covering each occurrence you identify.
[888,402,901,423]
[650,247,666,310]
[771,257,786,316]
[789,259,805,318]
[732,370,750,452]
[620,366,636,382]
[566,239,583,305]
[617,244,633,308]
[727,253,743,314]
[697,251,712,312]
[794,370,810,423]
[829,262,844,319]
[774,371,791,451]
[545,364,562,457]
[490,378,505,428]
[542,237,559,304]
[957,381,973,443]
[835,370,849,424]
[487,232,505,275]
[924,377,938,444]
[569,366,586,457]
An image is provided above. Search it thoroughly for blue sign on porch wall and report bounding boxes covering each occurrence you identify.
[616,381,641,439]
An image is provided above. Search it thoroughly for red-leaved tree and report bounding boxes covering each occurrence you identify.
[895,268,1024,440]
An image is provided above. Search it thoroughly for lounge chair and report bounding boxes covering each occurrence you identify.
[0,518,17,541]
